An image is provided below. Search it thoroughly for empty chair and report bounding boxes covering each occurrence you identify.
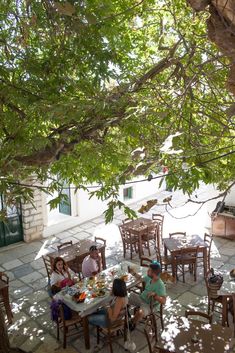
[141,225,159,256]
[152,214,164,244]
[0,272,13,324]
[57,241,73,251]
[156,247,175,274]
[169,232,186,239]
[185,309,212,323]
[176,246,199,283]
[119,225,139,260]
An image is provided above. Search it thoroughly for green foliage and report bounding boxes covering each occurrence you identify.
[0,0,234,221]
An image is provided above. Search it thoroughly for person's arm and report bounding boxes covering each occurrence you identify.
[107,298,123,321]
[147,292,166,305]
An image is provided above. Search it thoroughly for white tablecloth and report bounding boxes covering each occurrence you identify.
[54,260,146,317]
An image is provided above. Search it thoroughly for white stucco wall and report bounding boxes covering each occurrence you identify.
[45,175,164,228]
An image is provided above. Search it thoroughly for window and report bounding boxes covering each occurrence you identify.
[123,187,133,200]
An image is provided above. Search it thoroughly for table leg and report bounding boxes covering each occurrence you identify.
[83,316,90,350]
[222,295,228,327]
[2,287,13,324]
[100,247,106,270]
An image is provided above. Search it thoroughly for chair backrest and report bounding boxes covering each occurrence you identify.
[152,214,164,223]
[155,247,163,267]
[169,232,186,238]
[42,255,53,281]
[94,236,106,247]
[179,246,199,262]
[140,256,152,268]
[57,241,73,251]
[185,309,212,324]
[0,272,9,284]
[204,233,213,258]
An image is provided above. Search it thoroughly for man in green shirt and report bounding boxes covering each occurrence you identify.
[129,261,166,326]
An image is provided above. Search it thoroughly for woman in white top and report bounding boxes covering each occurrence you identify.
[88,278,128,327]
[50,257,75,293]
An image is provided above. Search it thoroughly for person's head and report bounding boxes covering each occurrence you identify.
[112,278,127,297]
[89,245,99,260]
[147,260,161,279]
[53,257,67,273]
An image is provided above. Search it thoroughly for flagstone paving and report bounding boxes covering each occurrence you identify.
[1,188,235,352]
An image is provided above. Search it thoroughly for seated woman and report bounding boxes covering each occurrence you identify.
[50,256,76,294]
[88,278,127,328]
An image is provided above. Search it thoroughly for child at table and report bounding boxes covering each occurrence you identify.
[88,278,128,328]
[50,257,76,294]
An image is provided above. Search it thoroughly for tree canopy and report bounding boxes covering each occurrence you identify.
[1,0,235,220]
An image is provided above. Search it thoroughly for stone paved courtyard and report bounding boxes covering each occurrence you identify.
[1,188,235,353]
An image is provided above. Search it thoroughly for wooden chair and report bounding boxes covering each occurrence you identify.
[141,225,159,256]
[57,241,73,251]
[0,272,13,324]
[140,256,152,268]
[176,246,199,283]
[42,255,53,297]
[169,231,186,239]
[119,225,139,260]
[96,307,127,353]
[185,309,212,323]
[56,303,83,349]
[204,269,226,324]
[94,236,106,247]
[152,214,164,244]
[156,247,175,274]
[197,233,213,271]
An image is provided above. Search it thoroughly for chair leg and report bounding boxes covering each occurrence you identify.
[63,328,67,349]
[182,265,185,283]
[56,322,60,341]
[96,326,100,345]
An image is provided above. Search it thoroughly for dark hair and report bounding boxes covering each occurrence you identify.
[89,245,97,252]
[150,261,161,274]
[52,257,67,273]
[112,278,127,297]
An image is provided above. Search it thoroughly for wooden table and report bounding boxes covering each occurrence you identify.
[218,272,235,326]
[0,279,13,324]
[164,234,208,277]
[55,260,146,350]
[123,217,156,256]
[156,316,233,353]
[48,239,106,272]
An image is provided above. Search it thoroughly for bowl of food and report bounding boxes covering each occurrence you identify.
[230,269,235,279]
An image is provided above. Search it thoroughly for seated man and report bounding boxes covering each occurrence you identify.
[82,245,101,277]
[128,261,166,327]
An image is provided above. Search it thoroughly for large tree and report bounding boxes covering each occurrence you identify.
[0,0,234,218]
